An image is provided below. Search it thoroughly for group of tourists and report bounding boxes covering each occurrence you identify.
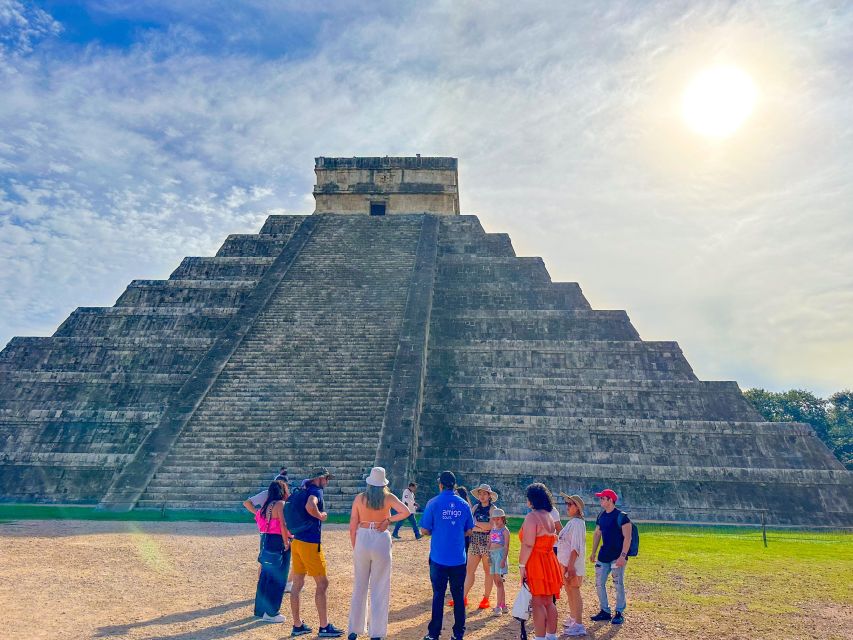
[243,466,634,640]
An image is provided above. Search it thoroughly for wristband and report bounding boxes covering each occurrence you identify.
[518,563,526,568]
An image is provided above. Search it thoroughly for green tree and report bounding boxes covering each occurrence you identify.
[743,388,829,438]
[742,388,786,421]
[743,388,851,470]
[827,390,853,469]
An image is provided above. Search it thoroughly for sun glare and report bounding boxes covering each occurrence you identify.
[681,66,757,138]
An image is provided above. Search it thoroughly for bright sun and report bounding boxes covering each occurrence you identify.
[681,66,757,138]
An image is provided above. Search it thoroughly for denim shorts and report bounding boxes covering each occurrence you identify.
[489,549,507,576]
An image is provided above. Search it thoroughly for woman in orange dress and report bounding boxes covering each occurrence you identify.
[518,483,563,640]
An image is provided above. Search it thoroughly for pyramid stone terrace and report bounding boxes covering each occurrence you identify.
[0,156,849,526]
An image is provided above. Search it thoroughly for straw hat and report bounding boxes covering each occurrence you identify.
[489,508,507,519]
[560,492,585,517]
[471,483,498,502]
[365,466,389,487]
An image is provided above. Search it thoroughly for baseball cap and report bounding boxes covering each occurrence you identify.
[438,470,456,487]
[595,489,618,502]
[310,466,333,479]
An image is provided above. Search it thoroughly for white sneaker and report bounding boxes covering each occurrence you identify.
[565,623,587,636]
[261,613,286,623]
[563,617,575,628]
[285,581,293,593]
[493,606,505,615]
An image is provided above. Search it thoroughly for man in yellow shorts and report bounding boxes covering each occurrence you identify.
[288,467,343,638]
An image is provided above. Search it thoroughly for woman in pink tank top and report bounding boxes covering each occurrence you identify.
[254,480,291,622]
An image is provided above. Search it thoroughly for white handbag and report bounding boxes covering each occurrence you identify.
[511,581,532,621]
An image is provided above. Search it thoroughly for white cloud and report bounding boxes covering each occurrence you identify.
[0,1,851,396]
[0,0,61,58]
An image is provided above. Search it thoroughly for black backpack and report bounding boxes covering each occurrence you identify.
[283,486,315,537]
[618,511,639,557]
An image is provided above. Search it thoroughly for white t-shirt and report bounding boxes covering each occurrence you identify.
[551,507,562,549]
[557,517,586,576]
[402,488,417,511]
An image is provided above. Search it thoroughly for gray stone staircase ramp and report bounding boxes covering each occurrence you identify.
[136,214,426,512]
[97,215,318,510]
[373,214,439,496]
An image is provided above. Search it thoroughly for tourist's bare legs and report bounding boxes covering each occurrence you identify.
[494,574,505,608]
[290,572,305,624]
[480,554,493,600]
[532,594,558,637]
[462,552,480,600]
[547,594,558,634]
[314,575,329,627]
[563,575,583,624]
[569,585,583,624]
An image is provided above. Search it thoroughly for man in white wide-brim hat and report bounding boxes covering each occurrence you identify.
[347,466,410,640]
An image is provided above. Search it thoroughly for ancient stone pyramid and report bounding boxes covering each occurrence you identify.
[1,157,849,526]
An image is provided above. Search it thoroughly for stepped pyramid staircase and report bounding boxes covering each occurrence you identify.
[0,215,304,501]
[0,213,850,524]
[412,217,851,524]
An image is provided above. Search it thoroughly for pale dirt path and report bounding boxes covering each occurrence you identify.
[0,520,847,640]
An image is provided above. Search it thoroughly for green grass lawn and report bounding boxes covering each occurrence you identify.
[498,522,852,637]
[501,522,852,611]
[621,525,852,614]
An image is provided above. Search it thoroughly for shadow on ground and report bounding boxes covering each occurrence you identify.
[586,622,623,640]
[388,598,432,623]
[94,600,255,638]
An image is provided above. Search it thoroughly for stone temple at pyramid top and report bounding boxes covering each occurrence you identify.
[313,156,460,216]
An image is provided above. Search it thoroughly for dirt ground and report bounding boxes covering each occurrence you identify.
[0,520,847,640]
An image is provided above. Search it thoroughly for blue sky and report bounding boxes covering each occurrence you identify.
[1,0,851,396]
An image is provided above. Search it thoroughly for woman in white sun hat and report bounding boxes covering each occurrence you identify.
[347,466,410,640]
[557,493,587,636]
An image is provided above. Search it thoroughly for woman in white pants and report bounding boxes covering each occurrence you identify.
[347,467,410,640]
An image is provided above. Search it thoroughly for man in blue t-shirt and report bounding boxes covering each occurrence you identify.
[419,470,474,640]
[589,488,632,625]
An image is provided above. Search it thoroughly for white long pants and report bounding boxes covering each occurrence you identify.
[348,527,393,638]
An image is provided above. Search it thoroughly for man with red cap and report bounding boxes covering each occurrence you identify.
[588,489,632,626]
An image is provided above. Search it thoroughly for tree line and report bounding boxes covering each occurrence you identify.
[743,388,852,470]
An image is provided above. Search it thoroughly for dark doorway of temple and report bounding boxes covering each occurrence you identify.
[370,202,386,216]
